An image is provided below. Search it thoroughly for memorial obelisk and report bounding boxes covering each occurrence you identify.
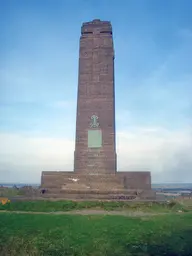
[41,19,154,200]
[74,19,116,175]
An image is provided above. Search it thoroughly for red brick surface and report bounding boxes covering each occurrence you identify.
[74,19,116,174]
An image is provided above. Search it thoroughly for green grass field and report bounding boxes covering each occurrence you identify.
[0,199,191,213]
[0,212,192,256]
[0,200,192,255]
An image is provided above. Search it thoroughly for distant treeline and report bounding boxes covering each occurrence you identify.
[155,188,192,192]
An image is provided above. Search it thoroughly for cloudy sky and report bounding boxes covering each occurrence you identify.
[0,0,192,183]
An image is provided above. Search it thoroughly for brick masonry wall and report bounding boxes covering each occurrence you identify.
[41,171,151,191]
[74,19,116,174]
[117,172,152,190]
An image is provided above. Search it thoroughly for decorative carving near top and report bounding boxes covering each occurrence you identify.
[90,115,99,128]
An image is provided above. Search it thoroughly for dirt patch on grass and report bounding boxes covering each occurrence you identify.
[0,209,185,217]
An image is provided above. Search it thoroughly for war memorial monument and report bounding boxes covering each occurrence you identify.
[41,19,155,200]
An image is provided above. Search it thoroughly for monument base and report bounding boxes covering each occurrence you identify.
[41,171,155,200]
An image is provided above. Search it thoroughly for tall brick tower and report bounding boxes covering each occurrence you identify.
[74,19,116,174]
[41,19,154,200]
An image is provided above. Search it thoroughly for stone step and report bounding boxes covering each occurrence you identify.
[45,188,140,195]
[42,177,123,185]
[43,183,124,190]
[41,193,139,200]
[41,189,155,200]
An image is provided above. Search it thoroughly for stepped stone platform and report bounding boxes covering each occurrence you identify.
[41,171,155,200]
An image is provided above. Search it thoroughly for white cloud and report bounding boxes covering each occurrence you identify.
[0,127,191,183]
[0,133,74,183]
[117,127,192,182]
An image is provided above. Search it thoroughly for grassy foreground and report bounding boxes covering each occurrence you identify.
[0,199,191,213]
[0,212,192,256]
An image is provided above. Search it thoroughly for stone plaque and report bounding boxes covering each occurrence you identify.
[88,130,102,148]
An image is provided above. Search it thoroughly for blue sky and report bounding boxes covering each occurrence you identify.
[0,0,192,183]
